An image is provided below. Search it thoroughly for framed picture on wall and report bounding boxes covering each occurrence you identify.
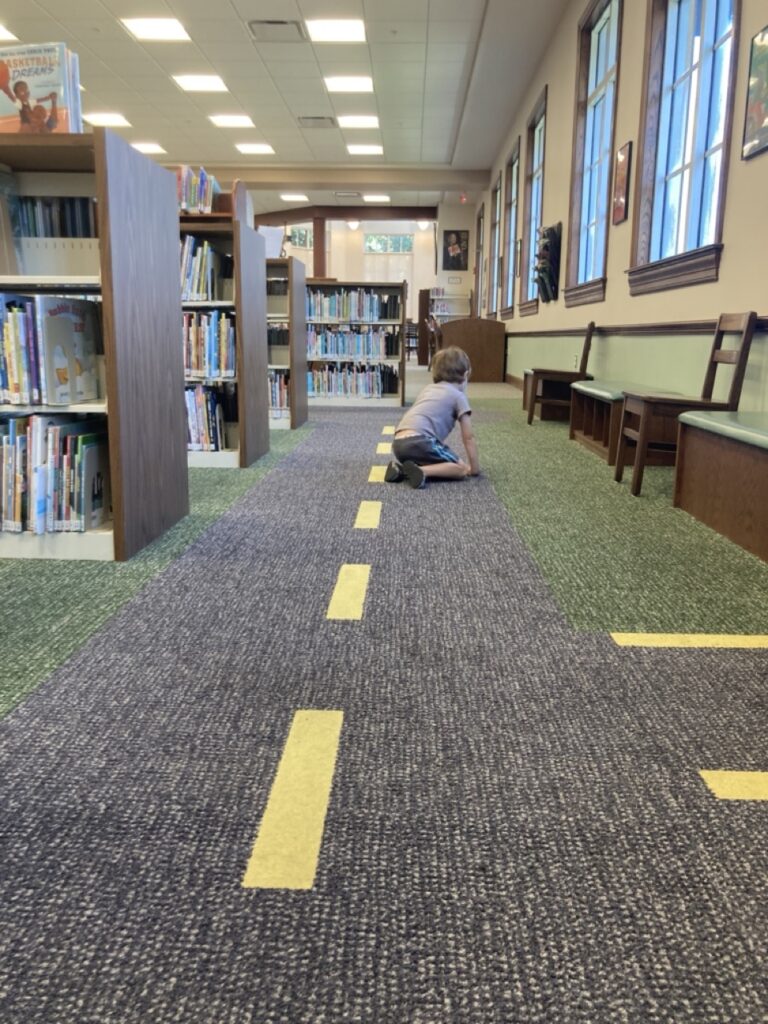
[612,141,632,225]
[742,25,768,159]
[442,229,469,271]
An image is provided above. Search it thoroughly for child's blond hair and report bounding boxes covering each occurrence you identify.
[432,346,471,384]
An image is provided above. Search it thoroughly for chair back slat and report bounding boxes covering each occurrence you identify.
[578,321,596,376]
[700,311,757,407]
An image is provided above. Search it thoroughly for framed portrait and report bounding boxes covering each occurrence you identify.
[442,229,469,271]
[742,25,768,160]
[612,141,632,225]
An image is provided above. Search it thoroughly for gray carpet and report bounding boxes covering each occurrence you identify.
[0,408,766,1023]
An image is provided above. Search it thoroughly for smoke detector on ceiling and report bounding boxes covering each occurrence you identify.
[298,116,337,129]
[248,20,307,43]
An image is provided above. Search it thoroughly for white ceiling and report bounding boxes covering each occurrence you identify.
[0,0,572,214]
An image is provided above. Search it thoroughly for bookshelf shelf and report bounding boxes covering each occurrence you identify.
[267,257,307,430]
[0,129,189,561]
[180,180,269,468]
[305,279,406,405]
[0,400,108,415]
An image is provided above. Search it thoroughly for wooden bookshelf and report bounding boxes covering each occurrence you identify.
[267,257,307,429]
[180,181,269,468]
[0,129,189,562]
[305,279,406,407]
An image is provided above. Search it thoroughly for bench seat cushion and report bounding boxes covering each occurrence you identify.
[571,379,641,401]
[678,410,768,451]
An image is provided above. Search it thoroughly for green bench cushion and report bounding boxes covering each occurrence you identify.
[571,379,640,401]
[678,410,768,451]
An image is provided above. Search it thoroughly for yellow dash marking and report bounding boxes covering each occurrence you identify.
[699,770,768,801]
[326,564,371,620]
[611,633,768,649]
[368,465,387,483]
[376,442,392,455]
[354,501,382,529]
[242,710,344,889]
[381,426,395,435]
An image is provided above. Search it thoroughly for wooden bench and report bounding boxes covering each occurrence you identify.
[569,380,649,465]
[524,322,595,424]
[674,411,768,562]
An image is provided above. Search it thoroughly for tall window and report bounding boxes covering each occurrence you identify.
[630,0,738,294]
[488,174,502,314]
[579,0,619,283]
[502,143,520,313]
[522,93,547,307]
[473,206,485,316]
[650,0,734,259]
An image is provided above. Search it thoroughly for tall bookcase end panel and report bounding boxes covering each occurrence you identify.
[267,256,307,430]
[0,129,188,562]
[305,279,406,408]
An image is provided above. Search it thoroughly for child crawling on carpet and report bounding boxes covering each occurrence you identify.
[385,345,480,489]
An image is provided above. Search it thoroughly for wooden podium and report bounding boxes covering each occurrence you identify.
[439,318,506,382]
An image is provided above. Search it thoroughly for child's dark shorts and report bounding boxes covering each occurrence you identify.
[392,433,460,466]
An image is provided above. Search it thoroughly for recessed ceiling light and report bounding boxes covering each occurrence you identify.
[347,220,360,230]
[210,115,255,128]
[363,194,390,202]
[347,144,383,155]
[306,19,365,43]
[132,142,166,154]
[0,25,18,41]
[417,221,431,230]
[281,194,309,202]
[236,143,274,154]
[83,113,131,127]
[338,115,379,129]
[121,18,189,41]
[325,76,373,93]
[174,75,227,92]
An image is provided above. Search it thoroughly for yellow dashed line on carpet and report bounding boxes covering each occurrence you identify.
[242,710,344,889]
[611,633,768,649]
[354,501,382,529]
[368,466,387,483]
[326,563,371,620]
[699,771,768,800]
[381,426,395,435]
[376,442,392,455]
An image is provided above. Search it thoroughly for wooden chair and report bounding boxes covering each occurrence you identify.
[525,321,595,424]
[614,312,758,496]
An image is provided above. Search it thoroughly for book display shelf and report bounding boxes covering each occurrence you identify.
[179,180,269,468]
[305,279,406,407]
[0,129,188,561]
[429,287,471,322]
[267,257,307,430]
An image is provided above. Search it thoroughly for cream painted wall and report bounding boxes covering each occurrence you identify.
[481,0,768,412]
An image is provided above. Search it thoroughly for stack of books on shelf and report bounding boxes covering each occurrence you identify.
[180,236,233,301]
[307,327,399,360]
[1,412,109,534]
[307,363,399,399]
[14,196,97,238]
[306,287,401,322]
[182,309,235,380]
[268,369,290,418]
[1,293,101,407]
[0,42,82,135]
[176,166,221,214]
[184,382,235,452]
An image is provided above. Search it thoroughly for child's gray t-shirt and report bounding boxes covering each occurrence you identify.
[396,381,471,442]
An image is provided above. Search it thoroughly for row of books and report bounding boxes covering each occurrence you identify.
[176,166,221,214]
[184,383,234,452]
[1,293,101,406]
[0,42,82,135]
[13,196,97,239]
[268,369,290,418]
[306,289,401,323]
[307,364,400,399]
[180,236,234,302]
[0,413,109,534]
[182,310,236,380]
[307,328,400,360]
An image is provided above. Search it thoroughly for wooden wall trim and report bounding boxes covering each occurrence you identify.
[626,244,722,295]
[564,278,607,306]
[254,205,438,227]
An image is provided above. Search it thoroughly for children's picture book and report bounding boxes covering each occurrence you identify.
[35,296,100,404]
[0,43,82,134]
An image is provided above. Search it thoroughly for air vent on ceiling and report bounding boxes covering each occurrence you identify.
[334,191,361,198]
[248,20,306,43]
[298,116,337,129]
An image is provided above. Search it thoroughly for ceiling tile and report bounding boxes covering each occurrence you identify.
[364,0,428,20]
[230,0,302,19]
[252,42,315,62]
[366,22,427,44]
[369,43,425,62]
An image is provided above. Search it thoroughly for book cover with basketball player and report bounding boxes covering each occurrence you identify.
[0,42,82,134]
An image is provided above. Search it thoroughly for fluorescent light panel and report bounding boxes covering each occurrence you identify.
[210,115,254,128]
[325,76,373,93]
[306,19,365,42]
[363,195,390,202]
[83,113,131,127]
[121,18,189,41]
[236,143,274,154]
[337,115,379,129]
[0,25,18,41]
[132,142,166,154]
[174,74,227,92]
[281,194,308,202]
[348,144,383,155]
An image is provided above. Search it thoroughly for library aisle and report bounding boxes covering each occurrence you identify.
[0,398,765,1023]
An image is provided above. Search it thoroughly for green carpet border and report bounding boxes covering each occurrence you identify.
[0,426,312,719]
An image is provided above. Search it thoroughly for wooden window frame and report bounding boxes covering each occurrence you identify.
[564,0,623,308]
[628,0,740,296]
[487,173,502,316]
[520,86,548,317]
[472,204,485,317]
[500,139,521,318]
